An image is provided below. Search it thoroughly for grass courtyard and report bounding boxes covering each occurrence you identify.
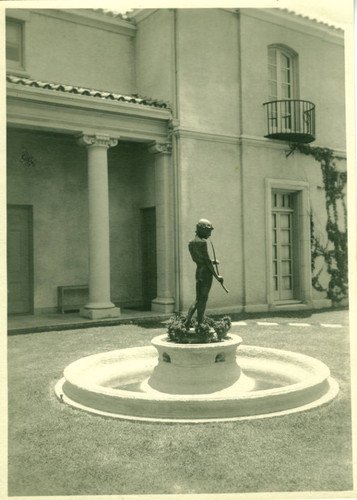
[7,310,353,496]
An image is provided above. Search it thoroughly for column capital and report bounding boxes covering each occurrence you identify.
[77,133,118,149]
[168,118,180,131]
[168,118,180,139]
[148,142,172,155]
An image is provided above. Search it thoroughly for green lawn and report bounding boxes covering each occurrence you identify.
[7,312,353,496]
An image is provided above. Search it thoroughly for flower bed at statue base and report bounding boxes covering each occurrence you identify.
[166,314,232,343]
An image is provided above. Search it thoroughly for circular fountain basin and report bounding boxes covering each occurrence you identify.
[55,334,339,423]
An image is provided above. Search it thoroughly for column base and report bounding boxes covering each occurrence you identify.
[80,306,121,320]
[151,297,175,313]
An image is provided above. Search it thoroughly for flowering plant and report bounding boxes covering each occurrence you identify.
[213,316,232,341]
[166,314,231,344]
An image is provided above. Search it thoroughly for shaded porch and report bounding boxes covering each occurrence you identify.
[7,308,171,335]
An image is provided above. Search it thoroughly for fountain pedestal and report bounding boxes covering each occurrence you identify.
[147,334,243,394]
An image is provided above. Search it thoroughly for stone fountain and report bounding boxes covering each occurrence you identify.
[55,220,338,422]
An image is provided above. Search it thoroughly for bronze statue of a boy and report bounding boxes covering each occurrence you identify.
[184,219,225,329]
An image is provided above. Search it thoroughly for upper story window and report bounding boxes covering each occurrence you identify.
[6,19,24,71]
[268,45,298,101]
[264,45,315,143]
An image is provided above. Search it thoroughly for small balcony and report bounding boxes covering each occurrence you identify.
[263,99,316,144]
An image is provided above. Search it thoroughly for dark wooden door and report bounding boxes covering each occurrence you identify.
[7,205,34,314]
[141,207,157,309]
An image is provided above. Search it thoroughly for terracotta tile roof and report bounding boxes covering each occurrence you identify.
[6,75,169,109]
[93,8,135,22]
[101,7,344,32]
[280,8,344,32]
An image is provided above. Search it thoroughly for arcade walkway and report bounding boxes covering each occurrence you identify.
[7,309,170,335]
[7,307,349,335]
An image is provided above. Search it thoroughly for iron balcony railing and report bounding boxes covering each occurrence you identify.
[263,99,316,143]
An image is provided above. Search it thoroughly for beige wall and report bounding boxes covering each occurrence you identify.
[135,9,174,106]
[7,129,156,312]
[135,8,241,134]
[7,130,88,311]
[177,9,240,136]
[179,137,243,311]
[7,9,135,94]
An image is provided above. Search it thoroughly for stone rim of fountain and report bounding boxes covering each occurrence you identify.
[55,333,339,423]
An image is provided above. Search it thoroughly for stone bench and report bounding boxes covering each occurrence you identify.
[57,285,89,314]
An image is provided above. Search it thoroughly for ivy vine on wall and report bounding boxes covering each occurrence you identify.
[288,143,348,304]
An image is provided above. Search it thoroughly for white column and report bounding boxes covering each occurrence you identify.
[78,133,121,319]
[149,143,175,313]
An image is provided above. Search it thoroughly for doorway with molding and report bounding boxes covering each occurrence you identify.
[140,207,157,310]
[7,205,34,315]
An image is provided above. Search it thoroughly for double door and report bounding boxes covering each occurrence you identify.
[272,193,294,301]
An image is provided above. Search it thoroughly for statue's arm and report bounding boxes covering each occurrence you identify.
[200,241,223,282]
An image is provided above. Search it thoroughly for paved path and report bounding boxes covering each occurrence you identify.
[232,320,344,328]
[229,309,349,332]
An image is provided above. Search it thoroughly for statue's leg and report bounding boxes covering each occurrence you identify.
[196,287,209,324]
[184,301,197,329]
[197,275,212,325]
[184,278,201,329]
[196,273,213,324]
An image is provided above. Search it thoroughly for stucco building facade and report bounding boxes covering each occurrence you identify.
[6,8,346,319]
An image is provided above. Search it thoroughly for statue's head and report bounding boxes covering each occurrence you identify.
[196,219,214,238]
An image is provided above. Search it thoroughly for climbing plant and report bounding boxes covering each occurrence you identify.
[289,143,348,303]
